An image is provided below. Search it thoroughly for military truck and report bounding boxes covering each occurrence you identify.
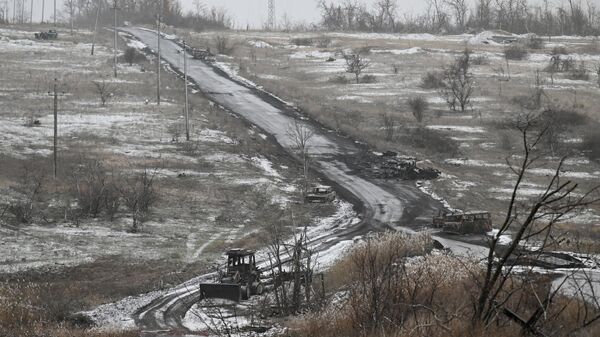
[432,211,493,234]
[305,185,336,203]
[34,30,58,40]
[199,249,263,302]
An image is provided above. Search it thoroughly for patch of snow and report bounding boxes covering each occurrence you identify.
[290,50,335,59]
[427,125,487,133]
[248,40,272,48]
[371,47,423,55]
[416,180,460,212]
[251,156,281,178]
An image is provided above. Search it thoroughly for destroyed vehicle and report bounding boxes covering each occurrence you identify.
[305,185,336,203]
[432,211,492,234]
[191,47,212,60]
[34,30,58,40]
[376,157,440,180]
[199,249,263,302]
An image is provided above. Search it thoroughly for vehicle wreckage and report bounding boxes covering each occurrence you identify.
[432,210,493,234]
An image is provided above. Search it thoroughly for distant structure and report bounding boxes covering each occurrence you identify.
[267,0,275,30]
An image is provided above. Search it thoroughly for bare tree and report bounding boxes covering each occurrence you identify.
[214,35,233,55]
[445,0,469,31]
[119,169,159,232]
[441,48,473,112]
[287,120,314,192]
[343,52,370,84]
[92,78,115,106]
[63,0,76,36]
[473,112,600,327]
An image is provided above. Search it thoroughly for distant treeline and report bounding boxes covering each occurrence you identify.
[64,0,231,31]
[316,0,600,36]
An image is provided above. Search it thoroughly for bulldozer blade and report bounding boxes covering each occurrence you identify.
[199,283,242,302]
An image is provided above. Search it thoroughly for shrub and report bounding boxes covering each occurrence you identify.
[526,36,545,49]
[581,131,600,161]
[315,35,332,48]
[123,47,138,65]
[567,62,590,81]
[356,45,372,54]
[328,75,350,84]
[407,96,428,123]
[504,44,528,60]
[472,54,490,65]
[551,46,570,55]
[360,74,377,83]
[291,37,314,46]
[214,35,233,54]
[420,71,445,89]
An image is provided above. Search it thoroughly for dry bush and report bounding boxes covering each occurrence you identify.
[420,71,446,89]
[71,160,120,219]
[0,282,138,336]
[290,37,314,46]
[407,95,429,123]
[289,232,487,337]
[551,45,570,55]
[360,74,377,83]
[119,169,159,232]
[471,54,490,65]
[581,131,600,161]
[7,164,45,224]
[315,36,332,48]
[328,74,350,84]
[567,62,590,81]
[504,44,528,60]
[526,36,545,49]
[214,35,234,55]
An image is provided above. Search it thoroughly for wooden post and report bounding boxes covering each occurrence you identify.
[183,40,189,141]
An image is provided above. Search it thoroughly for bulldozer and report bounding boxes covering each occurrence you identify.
[199,249,263,302]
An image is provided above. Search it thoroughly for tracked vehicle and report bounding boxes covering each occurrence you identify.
[432,211,493,234]
[199,249,263,302]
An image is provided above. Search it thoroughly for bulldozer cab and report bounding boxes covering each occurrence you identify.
[226,249,256,275]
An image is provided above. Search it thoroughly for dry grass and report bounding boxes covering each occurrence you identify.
[287,232,600,337]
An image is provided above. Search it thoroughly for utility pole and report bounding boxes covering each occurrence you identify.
[111,0,120,78]
[156,0,162,106]
[48,79,65,179]
[91,0,100,55]
[40,0,44,23]
[267,0,275,31]
[183,40,189,141]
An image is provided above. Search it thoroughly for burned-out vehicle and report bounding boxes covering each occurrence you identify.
[432,211,493,234]
[34,30,58,40]
[305,185,336,203]
[199,249,263,302]
[191,46,213,60]
[375,153,440,180]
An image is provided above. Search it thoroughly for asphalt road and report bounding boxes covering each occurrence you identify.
[121,27,479,335]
